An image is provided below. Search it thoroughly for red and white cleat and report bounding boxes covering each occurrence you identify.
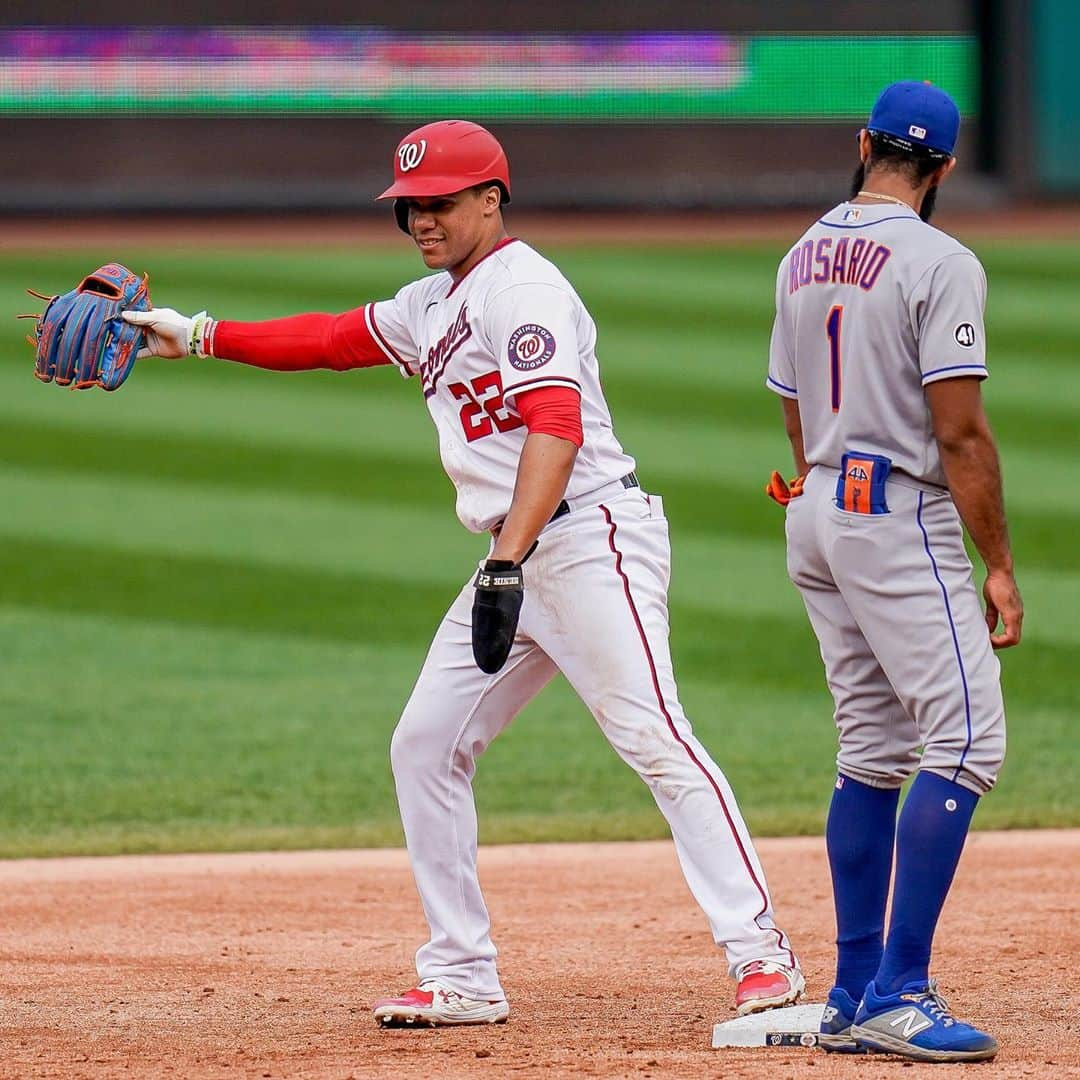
[372,979,510,1027]
[734,960,805,1016]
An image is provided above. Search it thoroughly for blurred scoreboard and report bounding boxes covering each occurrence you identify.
[0,28,976,122]
[0,3,996,211]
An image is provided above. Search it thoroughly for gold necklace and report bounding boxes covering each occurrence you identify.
[855,190,912,209]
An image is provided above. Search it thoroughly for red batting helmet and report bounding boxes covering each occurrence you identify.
[377,119,511,233]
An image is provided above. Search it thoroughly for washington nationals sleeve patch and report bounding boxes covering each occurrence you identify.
[508,324,556,371]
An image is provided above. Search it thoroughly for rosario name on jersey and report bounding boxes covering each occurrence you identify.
[365,238,635,533]
[767,202,989,488]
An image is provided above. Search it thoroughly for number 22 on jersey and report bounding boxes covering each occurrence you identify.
[826,304,843,413]
[448,370,525,443]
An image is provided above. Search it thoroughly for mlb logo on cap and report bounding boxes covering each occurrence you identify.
[868,81,960,156]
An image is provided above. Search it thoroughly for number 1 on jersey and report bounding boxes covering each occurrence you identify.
[826,304,843,413]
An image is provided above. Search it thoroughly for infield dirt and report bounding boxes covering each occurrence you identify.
[0,831,1076,1080]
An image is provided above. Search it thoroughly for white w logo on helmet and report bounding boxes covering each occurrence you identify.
[398,139,427,173]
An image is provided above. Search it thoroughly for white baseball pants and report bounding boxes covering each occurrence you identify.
[389,486,796,1001]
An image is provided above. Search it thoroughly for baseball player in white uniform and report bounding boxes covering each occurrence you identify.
[766,83,1021,1062]
[126,120,803,1027]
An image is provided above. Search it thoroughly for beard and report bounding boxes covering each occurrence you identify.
[849,162,865,200]
[848,162,938,222]
[920,185,939,222]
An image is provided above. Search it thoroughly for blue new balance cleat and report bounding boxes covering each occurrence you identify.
[851,979,998,1062]
[818,986,867,1053]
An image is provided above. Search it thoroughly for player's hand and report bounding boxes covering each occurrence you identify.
[471,560,523,674]
[983,569,1023,649]
[122,308,210,360]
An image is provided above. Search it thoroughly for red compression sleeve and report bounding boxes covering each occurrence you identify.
[514,385,584,447]
[212,306,393,372]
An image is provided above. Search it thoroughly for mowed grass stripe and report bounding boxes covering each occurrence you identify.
[0,467,482,585]
[6,461,1078,640]
[599,338,1078,458]
[0,530,820,692]
[0,408,808,548]
[0,467,800,621]
[0,534,455,648]
[672,532,1080,646]
[1,353,1072,478]
[983,368,1080,417]
[602,367,1076,458]
[0,361,435,454]
[1,527,1073,718]
[0,411,456,512]
[0,364,1070,530]
[2,406,1073,575]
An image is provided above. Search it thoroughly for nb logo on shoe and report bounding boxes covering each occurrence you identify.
[890,1009,933,1039]
[398,139,428,172]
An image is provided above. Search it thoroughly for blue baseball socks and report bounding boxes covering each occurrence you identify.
[875,770,979,993]
[826,774,900,998]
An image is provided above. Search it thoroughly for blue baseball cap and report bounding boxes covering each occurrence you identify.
[867,81,960,156]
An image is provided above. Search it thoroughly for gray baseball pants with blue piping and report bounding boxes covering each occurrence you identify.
[784,465,1005,795]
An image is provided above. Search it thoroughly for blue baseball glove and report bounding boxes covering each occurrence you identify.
[23,263,151,391]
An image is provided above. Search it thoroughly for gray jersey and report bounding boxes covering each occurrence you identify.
[767,202,988,487]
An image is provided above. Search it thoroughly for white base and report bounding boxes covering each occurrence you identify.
[711,1003,826,1049]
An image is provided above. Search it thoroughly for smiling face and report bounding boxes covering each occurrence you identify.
[403,185,507,280]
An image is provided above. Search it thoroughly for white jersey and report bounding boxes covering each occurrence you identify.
[368,238,635,532]
[767,202,988,487]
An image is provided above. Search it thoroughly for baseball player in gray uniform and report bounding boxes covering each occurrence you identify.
[766,82,1022,1063]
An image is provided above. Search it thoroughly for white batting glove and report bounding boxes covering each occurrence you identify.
[122,308,214,360]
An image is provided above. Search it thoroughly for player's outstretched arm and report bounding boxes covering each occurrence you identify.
[926,377,1023,648]
[123,307,398,372]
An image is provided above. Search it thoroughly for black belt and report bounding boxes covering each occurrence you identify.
[549,472,638,524]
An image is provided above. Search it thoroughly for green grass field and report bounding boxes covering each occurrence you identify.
[1,239,1076,857]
